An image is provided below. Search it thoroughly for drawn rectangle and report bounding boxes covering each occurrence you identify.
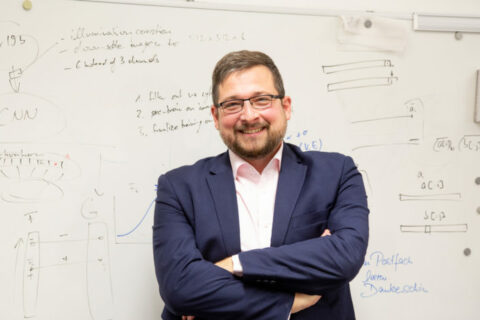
[398,193,461,201]
[23,231,40,318]
[87,222,113,319]
[322,59,392,74]
[327,76,397,92]
[400,224,468,233]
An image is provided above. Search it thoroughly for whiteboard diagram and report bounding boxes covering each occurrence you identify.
[1,2,479,320]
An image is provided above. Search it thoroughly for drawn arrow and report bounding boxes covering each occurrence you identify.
[8,66,22,93]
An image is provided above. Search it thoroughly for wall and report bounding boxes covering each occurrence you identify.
[0,0,479,319]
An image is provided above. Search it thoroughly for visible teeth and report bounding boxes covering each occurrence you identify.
[243,128,262,134]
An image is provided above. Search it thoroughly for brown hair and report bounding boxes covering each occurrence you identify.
[211,50,285,106]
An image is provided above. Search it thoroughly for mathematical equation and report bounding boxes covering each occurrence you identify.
[285,129,323,152]
[433,135,480,152]
[398,171,466,234]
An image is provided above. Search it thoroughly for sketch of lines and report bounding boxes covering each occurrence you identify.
[1,178,65,203]
[351,114,413,124]
[352,141,420,151]
[322,59,393,74]
[81,196,100,220]
[0,151,81,180]
[0,151,83,203]
[399,193,462,201]
[322,58,397,92]
[349,97,424,152]
[87,222,114,320]
[327,76,398,92]
[116,198,155,238]
[16,225,114,318]
[23,232,40,318]
[113,197,154,244]
[9,66,23,93]
[400,224,468,233]
[114,183,158,244]
[0,92,67,141]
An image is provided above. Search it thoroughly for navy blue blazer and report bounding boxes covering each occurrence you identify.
[153,143,369,320]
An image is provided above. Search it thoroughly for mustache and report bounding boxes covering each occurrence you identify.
[235,122,269,131]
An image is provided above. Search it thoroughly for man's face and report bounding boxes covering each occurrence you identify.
[211,65,291,160]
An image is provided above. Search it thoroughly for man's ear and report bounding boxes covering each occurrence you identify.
[282,96,292,120]
[211,105,219,130]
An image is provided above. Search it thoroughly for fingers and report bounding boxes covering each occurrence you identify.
[182,316,195,320]
[321,229,331,237]
[214,256,233,273]
[291,292,322,314]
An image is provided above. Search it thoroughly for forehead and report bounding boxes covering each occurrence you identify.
[218,65,275,99]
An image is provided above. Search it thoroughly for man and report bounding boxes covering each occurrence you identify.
[153,50,369,320]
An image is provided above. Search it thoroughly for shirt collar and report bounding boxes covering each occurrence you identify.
[229,143,283,179]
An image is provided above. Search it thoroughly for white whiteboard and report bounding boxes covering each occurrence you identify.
[1,1,479,319]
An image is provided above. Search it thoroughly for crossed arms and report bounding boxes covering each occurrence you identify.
[153,155,369,319]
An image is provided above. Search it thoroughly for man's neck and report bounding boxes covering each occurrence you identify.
[240,143,283,174]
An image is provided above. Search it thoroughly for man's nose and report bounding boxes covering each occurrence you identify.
[240,100,259,121]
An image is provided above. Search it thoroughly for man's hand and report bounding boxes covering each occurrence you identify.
[321,228,331,237]
[291,292,322,314]
[181,257,234,320]
[210,230,332,318]
[215,256,233,273]
[291,228,330,314]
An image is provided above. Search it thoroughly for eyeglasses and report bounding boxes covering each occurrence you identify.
[216,94,284,114]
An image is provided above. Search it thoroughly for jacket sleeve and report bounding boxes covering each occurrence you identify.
[153,173,294,320]
[237,156,369,295]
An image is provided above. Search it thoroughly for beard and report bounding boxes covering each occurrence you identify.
[219,120,287,160]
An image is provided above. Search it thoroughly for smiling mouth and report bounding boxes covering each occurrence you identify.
[242,128,263,134]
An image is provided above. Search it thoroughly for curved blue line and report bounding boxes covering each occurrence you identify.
[117,198,155,237]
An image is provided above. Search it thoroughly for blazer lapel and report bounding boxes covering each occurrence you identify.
[271,144,307,247]
[206,152,241,256]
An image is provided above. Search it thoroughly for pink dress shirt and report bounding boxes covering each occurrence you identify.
[229,144,283,275]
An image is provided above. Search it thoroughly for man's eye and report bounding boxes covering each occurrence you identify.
[252,96,271,105]
[224,101,242,109]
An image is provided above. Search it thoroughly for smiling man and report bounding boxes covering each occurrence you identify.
[212,63,290,169]
[153,50,369,320]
